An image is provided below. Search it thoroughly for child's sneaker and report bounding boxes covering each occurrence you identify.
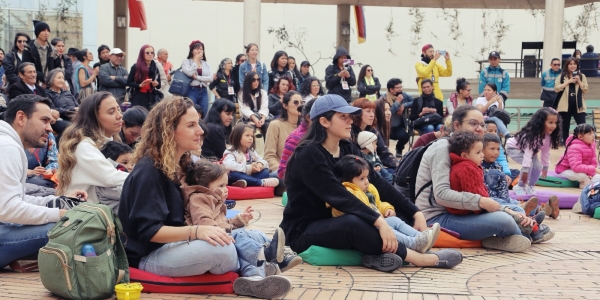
[231,180,247,188]
[262,178,279,187]
[413,223,441,253]
[264,227,285,263]
[519,196,539,216]
[531,224,555,244]
[525,185,537,196]
[278,249,303,272]
[572,200,583,214]
[225,200,237,210]
[264,262,281,276]
[502,206,533,236]
[513,184,527,196]
[533,211,545,225]
[546,195,560,219]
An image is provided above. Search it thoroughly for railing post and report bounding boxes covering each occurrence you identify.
[517,107,521,131]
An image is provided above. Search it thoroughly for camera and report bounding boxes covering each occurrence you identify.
[439,50,446,56]
[343,59,354,67]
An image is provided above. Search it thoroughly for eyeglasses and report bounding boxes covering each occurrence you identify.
[252,78,260,82]
[17,40,27,44]
[145,52,154,55]
[552,64,561,66]
[462,119,486,129]
[366,69,373,72]
[239,59,247,63]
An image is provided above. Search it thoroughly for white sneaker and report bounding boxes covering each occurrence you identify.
[262,178,279,187]
[513,185,527,196]
[525,185,537,196]
[572,200,583,214]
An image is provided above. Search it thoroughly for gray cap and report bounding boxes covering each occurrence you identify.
[309,94,362,120]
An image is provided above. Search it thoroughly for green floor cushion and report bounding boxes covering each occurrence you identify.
[594,207,600,219]
[282,192,288,207]
[298,245,363,266]
[535,176,579,188]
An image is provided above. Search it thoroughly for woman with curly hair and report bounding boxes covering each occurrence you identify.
[267,75,295,118]
[56,91,129,202]
[299,76,324,102]
[118,97,289,298]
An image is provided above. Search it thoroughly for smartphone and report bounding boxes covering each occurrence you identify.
[572,71,579,77]
[343,59,354,66]
[439,50,446,56]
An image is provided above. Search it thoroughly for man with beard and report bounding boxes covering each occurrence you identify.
[415,44,452,101]
[379,78,414,158]
[22,21,58,86]
[0,94,87,271]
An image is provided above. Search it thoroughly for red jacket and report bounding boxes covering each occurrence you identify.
[448,153,485,215]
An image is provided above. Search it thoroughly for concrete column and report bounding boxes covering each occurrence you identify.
[243,0,261,59]
[336,5,350,51]
[114,0,128,66]
[543,0,564,69]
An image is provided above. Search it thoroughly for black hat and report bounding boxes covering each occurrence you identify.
[33,20,51,37]
[488,51,501,59]
[301,61,311,67]
[67,48,79,56]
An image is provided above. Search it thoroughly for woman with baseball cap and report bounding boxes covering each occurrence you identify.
[280,94,463,273]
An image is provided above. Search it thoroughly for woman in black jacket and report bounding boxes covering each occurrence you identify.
[268,51,293,90]
[281,93,462,272]
[127,45,161,110]
[357,64,381,101]
[209,58,236,102]
[202,99,236,160]
[3,32,31,86]
[410,79,444,134]
[268,75,294,118]
[45,68,78,121]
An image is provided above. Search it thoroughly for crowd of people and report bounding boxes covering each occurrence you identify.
[0,21,597,299]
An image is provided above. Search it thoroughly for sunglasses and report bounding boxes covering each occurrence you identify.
[252,78,260,82]
[17,40,27,44]
[240,59,247,63]
[291,100,300,106]
[366,69,373,72]
[552,64,561,66]
[145,52,154,55]
[462,119,486,129]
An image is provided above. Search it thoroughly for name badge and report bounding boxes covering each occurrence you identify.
[498,79,502,83]
[228,86,235,95]
[342,81,349,90]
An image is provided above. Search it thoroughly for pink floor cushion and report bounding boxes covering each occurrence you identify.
[129,267,238,294]
[226,186,274,200]
[508,190,579,209]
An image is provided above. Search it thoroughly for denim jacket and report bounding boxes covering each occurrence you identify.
[238,61,269,92]
[482,160,509,201]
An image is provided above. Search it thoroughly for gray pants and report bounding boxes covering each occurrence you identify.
[505,147,542,186]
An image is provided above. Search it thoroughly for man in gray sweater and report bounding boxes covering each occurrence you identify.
[415,105,537,252]
[0,94,87,270]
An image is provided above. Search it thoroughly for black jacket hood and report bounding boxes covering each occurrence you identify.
[332,47,351,64]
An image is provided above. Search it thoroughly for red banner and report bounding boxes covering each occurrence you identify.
[129,0,147,31]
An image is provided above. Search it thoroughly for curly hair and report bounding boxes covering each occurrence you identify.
[299,77,324,98]
[269,75,295,95]
[133,96,194,181]
[57,92,121,195]
[448,131,483,156]
[514,107,561,152]
[185,160,227,188]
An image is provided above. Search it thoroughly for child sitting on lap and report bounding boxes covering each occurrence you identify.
[356,131,393,183]
[181,160,302,279]
[223,124,279,188]
[448,131,537,236]
[96,141,133,213]
[330,155,440,253]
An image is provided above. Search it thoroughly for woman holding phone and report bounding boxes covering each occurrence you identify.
[554,57,588,143]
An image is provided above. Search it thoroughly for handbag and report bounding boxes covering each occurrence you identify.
[412,113,442,128]
[169,68,192,97]
[487,106,511,125]
[76,86,94,103]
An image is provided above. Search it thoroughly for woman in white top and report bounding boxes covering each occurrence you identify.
[475,82,511,138]
[56,91,129,203]
[238,71,270,135]
[181,40,212,116]
[299,76,324,103]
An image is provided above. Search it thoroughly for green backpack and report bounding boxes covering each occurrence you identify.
[38,202,130,300]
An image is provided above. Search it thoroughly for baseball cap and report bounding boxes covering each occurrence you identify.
[110,48,126,56]
[489,51,501,59]
[301,61,311,67]
[309,94,362,120]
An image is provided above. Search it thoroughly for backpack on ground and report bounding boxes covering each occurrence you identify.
[38,203,129,300]
[394,138,446,203]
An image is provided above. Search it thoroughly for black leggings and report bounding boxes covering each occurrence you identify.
[390,126,409,155]
[559,108,586,144]
[288,214,408,260]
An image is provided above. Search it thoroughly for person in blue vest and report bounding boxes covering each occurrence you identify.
[580,45,599,78]
[540,58,562,107]
[479,51,510,103]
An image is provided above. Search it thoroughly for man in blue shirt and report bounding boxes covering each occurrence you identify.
[479,51,510,102]
[580,45,599,78]
[540,58,562,107]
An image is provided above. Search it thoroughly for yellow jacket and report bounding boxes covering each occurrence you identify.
[415,59,452,101]
[329,182,395,217]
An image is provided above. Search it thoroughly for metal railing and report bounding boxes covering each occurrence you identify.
[506,106,595,131]
[475,57,600,79]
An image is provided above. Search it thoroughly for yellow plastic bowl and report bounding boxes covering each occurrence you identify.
[115,282,143,300]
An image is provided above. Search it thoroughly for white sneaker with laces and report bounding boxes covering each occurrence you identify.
[513,185,527,196]
[525,185,537,196]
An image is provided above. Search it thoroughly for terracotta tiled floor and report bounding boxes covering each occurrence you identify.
[2,148,597,299]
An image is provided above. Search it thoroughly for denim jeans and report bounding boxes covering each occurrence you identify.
[487,116,510,137]
[229,169,270,187]
[188,86,209,117]
[385,217,420,250]
[230,229,271,277]
[139,240,238,277]
[491,196,526,215]
[378,167,394,183]
[427,211,522,241]
[0,222,55,268]
[421,124,442,134]
[505,147,542,187]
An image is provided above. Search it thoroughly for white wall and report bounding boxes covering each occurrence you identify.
[94,1,600,91]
